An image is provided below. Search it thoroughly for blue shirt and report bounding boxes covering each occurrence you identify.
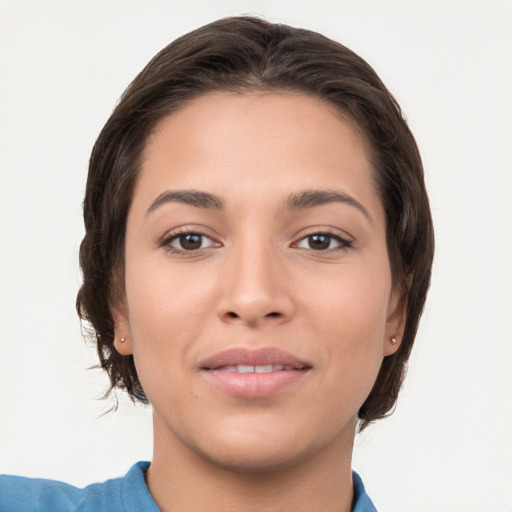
[0,462,377,511]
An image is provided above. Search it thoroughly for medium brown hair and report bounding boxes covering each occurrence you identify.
[77,16,434,429]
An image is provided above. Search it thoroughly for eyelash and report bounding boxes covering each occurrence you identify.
[160,228,353,255]
[291,230,353,252]
[161,229,219,255]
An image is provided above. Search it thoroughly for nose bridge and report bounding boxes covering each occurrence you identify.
[218,231,293,325]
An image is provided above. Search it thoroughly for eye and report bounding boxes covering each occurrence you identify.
[164,232,218,253]
[294,233,352,251]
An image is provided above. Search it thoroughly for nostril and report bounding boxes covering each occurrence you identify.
[221,310,284,323]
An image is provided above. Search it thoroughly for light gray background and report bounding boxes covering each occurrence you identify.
[1,1,511,511]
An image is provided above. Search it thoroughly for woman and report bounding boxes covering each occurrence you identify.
[0,16,434,512]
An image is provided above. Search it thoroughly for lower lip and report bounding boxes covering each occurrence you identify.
[202,369,310,398]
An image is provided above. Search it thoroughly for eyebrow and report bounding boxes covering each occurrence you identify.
[146,190,223,215]
[146,188,371,221]
[286,189,371,221]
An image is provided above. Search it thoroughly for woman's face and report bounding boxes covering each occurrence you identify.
[115,91,403,471]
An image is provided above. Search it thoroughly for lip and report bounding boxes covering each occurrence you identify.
[200,347,311,370]
[199,347,312,399]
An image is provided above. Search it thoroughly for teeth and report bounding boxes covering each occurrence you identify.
[255,364,283,373]
[220,364,287,373]
[237,365,254,374]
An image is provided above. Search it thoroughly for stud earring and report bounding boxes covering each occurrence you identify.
[390,336,398,345]
[120,337,126,343]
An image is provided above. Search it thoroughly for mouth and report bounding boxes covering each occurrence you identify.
[214,364,298,373]
[200,346,311,370]
[199,347,312,398]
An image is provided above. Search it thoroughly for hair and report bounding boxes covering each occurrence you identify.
[77,16,434,430]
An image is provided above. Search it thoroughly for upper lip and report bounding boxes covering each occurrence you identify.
[199,347,311,370]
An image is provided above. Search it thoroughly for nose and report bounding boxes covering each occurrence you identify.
[217,241,295,327]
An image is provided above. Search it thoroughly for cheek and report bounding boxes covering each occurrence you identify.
[306,264,391,335]
[123,260,212,376]
[303,262,392,377]
[126,257,213,328]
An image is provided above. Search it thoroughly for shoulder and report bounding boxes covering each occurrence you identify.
[0,473,84,512]
[0,461,159,512]
[352,471,378,512]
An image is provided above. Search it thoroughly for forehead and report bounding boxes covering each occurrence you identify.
[145,90,368,164]
[135,91,382,218]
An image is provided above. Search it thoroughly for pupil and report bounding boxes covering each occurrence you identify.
[309,234,330,250]
[180,233,202,250]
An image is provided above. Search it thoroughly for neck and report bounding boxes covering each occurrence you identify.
[146,414,357,512]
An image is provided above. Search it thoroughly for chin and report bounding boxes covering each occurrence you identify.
[186,420,335,475]
[195,441,311,474]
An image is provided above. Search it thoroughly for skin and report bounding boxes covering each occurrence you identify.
[113,91,404,512]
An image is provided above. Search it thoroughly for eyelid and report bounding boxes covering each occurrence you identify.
[290,227,354,251]
[158,225,222,253]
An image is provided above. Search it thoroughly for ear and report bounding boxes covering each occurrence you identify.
[111,302,133,356]
[383,289,406,357]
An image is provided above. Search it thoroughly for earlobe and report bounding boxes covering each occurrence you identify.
[113,334,133,355]
[384,333,401,356]
[383,292,406,356]
[112,304,133,356]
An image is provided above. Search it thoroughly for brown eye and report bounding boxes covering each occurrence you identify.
[295,233,352,251]
[178,233,203,250]
[166,232,217,252]
[307,234,331,250]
